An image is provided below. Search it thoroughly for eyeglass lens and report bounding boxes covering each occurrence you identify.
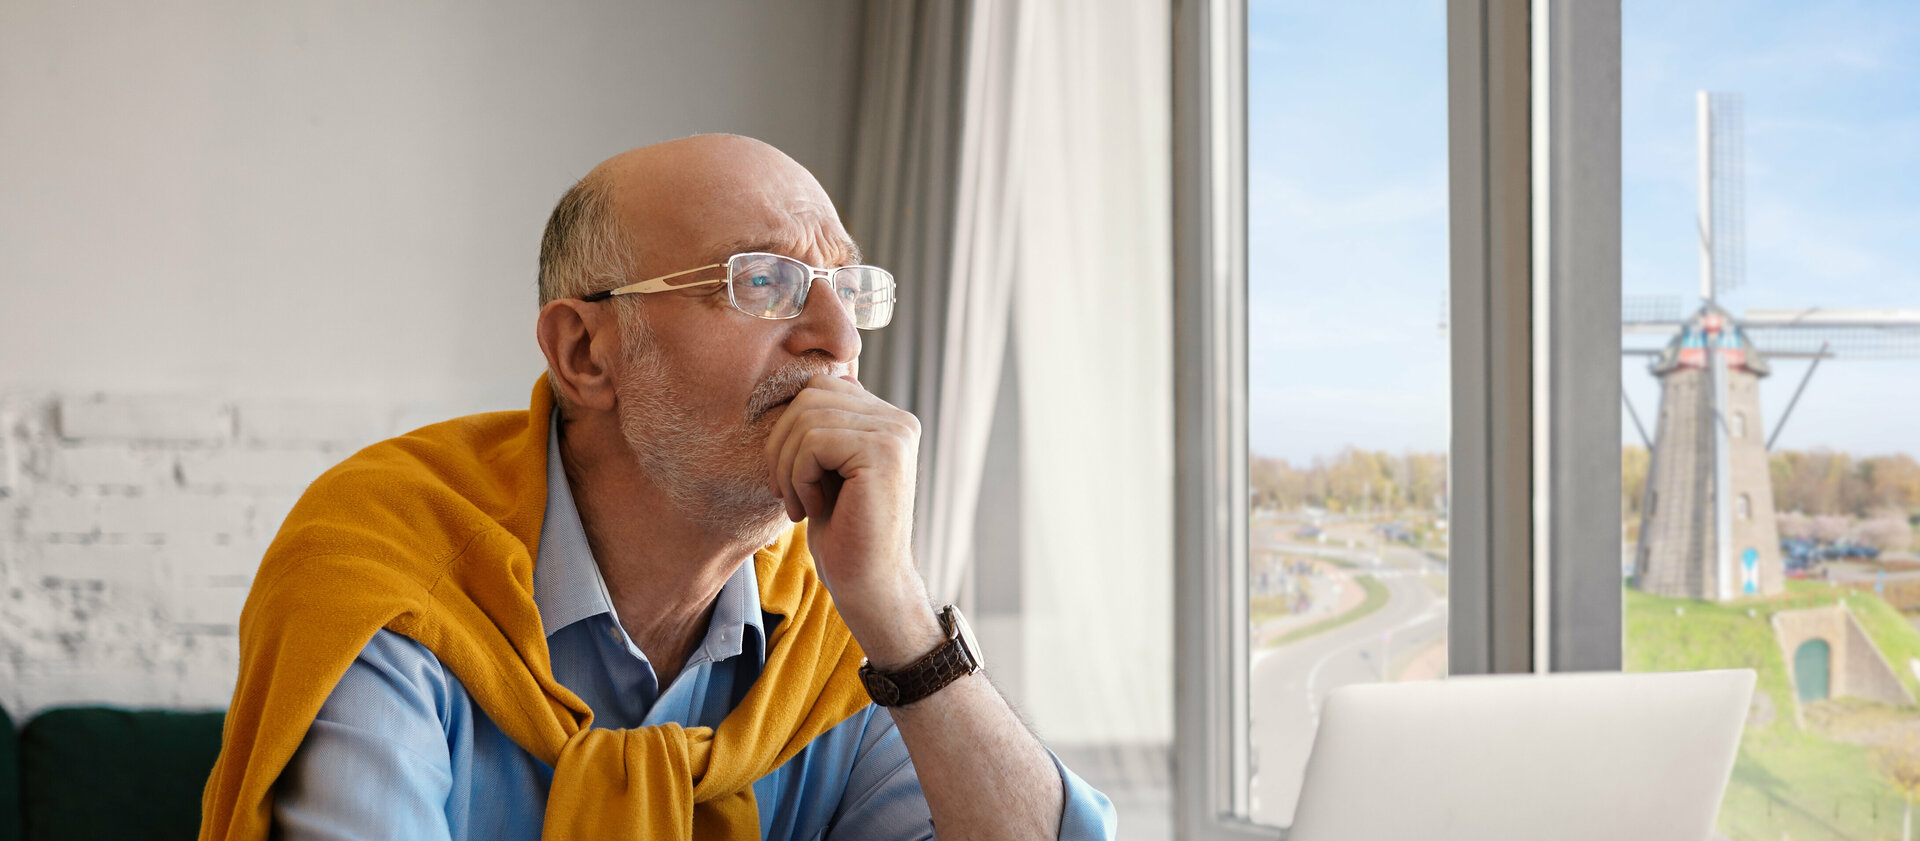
[726,253,895,330]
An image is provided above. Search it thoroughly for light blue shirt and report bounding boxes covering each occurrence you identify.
[271,421,1116,840]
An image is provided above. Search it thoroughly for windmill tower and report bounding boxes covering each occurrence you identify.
[1625,92,1920,602]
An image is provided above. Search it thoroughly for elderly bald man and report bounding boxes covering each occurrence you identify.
[198,135,1115,841]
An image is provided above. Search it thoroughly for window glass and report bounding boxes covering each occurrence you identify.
[1621,3,1920,837]
[1246,0,1448,827]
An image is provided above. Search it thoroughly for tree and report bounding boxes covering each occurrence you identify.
[1868,453,1920,512]
[1622,446,1650,518]
[1776,510,1813,541]
[1771,449,1920,519]
[1859,512,1913,554]
[1246,450,1448,515]
[1877,732,1920,841]
[1813,515,1851,545]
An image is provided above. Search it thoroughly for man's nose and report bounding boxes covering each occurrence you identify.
[784,274,863,363]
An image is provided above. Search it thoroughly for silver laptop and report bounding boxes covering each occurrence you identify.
[1288,669,1754,841]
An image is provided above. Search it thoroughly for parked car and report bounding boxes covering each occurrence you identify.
[1781,538,1819,569]
[1779,536,1881,567]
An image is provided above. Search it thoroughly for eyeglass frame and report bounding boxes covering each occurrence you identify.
[576,251,897,330]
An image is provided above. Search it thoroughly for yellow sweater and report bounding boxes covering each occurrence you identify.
[199,377,871,840]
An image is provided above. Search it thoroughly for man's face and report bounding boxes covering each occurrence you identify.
[606,154,865,543]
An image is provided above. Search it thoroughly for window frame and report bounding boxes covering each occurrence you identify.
[1172,0,1622,836]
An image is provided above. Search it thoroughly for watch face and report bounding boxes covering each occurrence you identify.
[946,605,985,672]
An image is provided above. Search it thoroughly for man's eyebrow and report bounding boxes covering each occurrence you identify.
[709,236,864,267]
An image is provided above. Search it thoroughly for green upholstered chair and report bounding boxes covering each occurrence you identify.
[0,704,20,841]
[19,708,225,841]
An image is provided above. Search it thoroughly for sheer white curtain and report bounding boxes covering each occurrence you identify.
[849,0,1031,607]
[850,3,1172,832]
[1007,0,1173,756]
[848,0,1172,760]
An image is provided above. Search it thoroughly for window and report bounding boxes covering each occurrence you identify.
[1618,2,1920,837]
[1177,0,1620,837]
[1241,0,1449,829]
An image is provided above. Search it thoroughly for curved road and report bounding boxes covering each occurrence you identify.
[1247,525,1448,827]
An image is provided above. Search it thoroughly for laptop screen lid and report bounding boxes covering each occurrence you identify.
[1287,669,1754,841]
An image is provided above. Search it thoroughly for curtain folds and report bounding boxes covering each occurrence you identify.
[847,9,1172,757]
[847,0,1024,606]
[1009,0,1174,755]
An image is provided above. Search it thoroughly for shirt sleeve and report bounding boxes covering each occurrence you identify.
[826,708,1118,841]
[272,630,461,841]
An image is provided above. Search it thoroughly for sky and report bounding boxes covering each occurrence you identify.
[1248,0,1920,464]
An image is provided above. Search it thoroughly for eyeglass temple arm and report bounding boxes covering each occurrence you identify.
[576,263,728,302]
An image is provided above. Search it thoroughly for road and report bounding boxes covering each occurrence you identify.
[1246,522,1448,827]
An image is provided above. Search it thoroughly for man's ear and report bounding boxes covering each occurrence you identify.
[536,299,620,413]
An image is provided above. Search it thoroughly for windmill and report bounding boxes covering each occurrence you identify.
[1623,92,1920,602]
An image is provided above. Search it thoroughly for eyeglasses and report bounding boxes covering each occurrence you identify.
[578,252,896,330]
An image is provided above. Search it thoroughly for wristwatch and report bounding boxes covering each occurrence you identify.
[858,604,985,707]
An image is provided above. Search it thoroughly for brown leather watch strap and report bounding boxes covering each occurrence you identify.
[858,606,981,706]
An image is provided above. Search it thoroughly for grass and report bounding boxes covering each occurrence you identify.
[1260,574,1389,649]
[1627,584,1920,839]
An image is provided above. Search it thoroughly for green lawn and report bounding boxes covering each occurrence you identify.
[1627,583,1920,840]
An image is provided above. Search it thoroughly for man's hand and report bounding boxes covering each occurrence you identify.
[764,373,1071,839]
[763,374,942,668]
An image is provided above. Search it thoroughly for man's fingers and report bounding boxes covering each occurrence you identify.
[764,384,894,491]
[772,408,891,519]
[759,374,919,527]
[763,384,883,468]
[791,427,859,520]
[806,372,863,394]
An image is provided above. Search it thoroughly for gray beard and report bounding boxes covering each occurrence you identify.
[612,314,835,548]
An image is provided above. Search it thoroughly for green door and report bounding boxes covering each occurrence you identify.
[1795,639,1831,701]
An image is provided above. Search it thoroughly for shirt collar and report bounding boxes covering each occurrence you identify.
[533,413,766,664]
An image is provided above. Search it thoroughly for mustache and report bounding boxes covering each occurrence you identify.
[746,358,851,422]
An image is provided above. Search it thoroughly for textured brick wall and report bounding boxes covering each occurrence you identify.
[1639,368,1712,598]
[0,392,394,720]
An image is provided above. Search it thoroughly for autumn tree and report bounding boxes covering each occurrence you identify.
[1860,512,1914,554]
[1877,733,1920,841]
[1622,446,1650,518]
[1248,449,1448,515]
[1776,510,1813,541]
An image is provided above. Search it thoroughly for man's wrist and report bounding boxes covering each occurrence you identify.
[846,601,945,671]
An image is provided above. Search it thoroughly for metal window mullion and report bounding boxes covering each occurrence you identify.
[1530,0,1556,676]
[1449,0,1535,676]
[1174,0,1272,836]
[1539,0,1623,672]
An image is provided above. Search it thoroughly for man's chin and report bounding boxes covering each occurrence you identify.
[681,490,789,547]
[735,505,794,549]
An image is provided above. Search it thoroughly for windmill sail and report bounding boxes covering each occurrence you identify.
[1743,309,1920,359]
[1705,93,1746,299]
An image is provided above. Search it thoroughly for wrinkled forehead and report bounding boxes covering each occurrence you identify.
[603,141,860,272]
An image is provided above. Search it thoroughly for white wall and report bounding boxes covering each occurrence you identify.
[0,0,863,718]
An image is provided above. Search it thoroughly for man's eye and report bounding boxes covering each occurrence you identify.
[837,286,858,302]
[750,275,774,288]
